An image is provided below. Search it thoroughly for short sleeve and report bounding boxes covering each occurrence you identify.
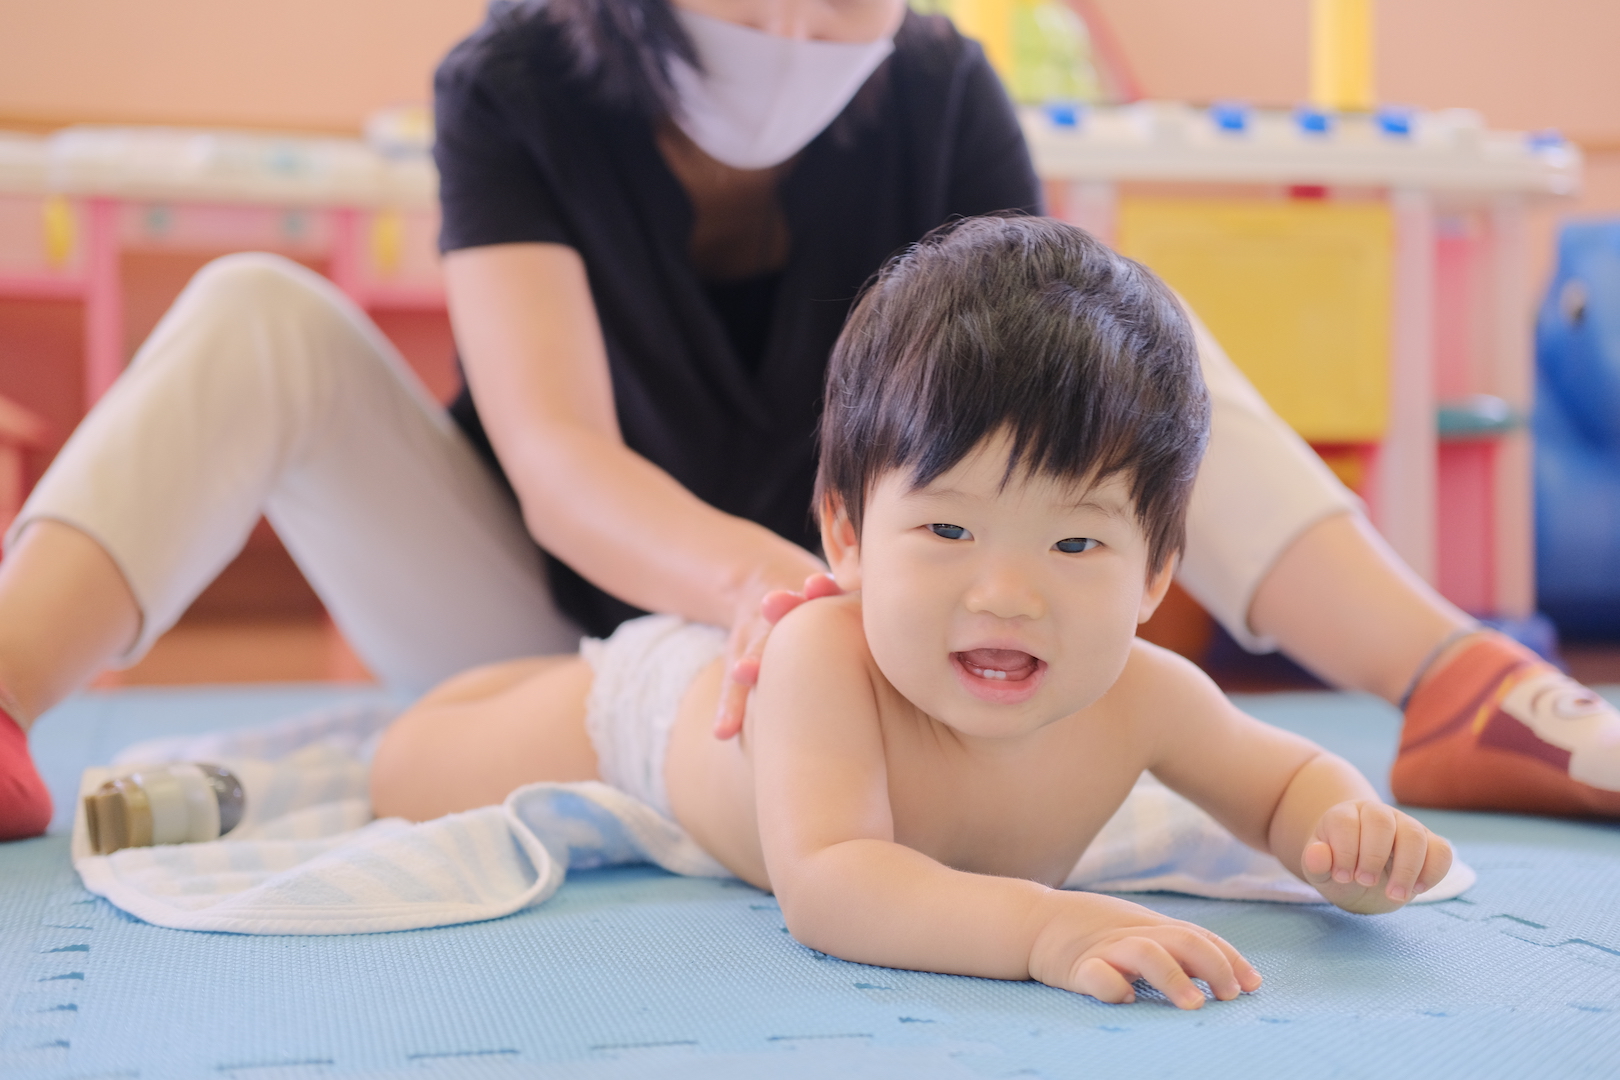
[433,40,572,253]
[946,45,1044,219]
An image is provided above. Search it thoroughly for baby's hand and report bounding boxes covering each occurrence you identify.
[1301,800,1453,914]
[1029,893,1263,1010]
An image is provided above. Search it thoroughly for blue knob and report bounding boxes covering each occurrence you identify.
[1294,106,1333,135]
[1376,107,1414,137]
[1210,102,1251,134]
[1044,101,1085,130]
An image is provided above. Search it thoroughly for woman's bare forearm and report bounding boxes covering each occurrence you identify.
[445,244,821,626]
[501,419,819,626]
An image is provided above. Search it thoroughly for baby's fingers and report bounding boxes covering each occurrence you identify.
[1382,813,1432,902]
[1414,832,1454,896]
[1077,935,1214,1010]
[1070,955,1136,1005]
[1301,839,1334,883]
[1091,938,1201,1009]
[1311,802,1364,885]
[1196,927,1264,994]
[1353,803,1398,888]
[1158,927,1248,1002]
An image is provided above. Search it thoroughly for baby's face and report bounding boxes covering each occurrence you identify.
[825,433,1172,741]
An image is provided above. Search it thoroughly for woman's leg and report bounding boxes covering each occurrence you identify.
[0,520,139,838]
[1173,306,1369,655]
[1250,510,1620,814]
[10,252,578,688]
[0,521,139,724]
[1,253,579,837]
[1177,301,1473,693]
[1177,305,1620,813]
[1246,511,1468,703]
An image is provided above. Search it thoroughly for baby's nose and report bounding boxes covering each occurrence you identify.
[963,563,1046,620]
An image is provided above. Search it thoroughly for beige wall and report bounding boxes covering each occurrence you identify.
[1092,0,1620,145]
[1,0,1614,271]
[0,0,487,133]
[1,1,1614,141]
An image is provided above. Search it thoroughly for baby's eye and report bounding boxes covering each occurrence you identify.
[1054,537,1099,554]
[928,523,970,540]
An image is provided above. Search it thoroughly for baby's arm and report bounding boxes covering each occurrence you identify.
[1133,644,1452,914]
[752,601,1260,1009]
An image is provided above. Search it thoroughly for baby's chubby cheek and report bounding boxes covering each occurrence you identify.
[1057,609,1138,705]
[857,577,967,711]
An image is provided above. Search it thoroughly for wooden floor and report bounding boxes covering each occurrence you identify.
[91,616,374,688]
[81,521,1620,692]
[88,520,377,688]
[93,612,1620,693]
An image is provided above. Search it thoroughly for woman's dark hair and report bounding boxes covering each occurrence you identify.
[815,215,1210,575]
[486,0,696,118]
[503,0,907,123]
[531,0,695,117]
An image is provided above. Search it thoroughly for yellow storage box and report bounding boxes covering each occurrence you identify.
[1116,197,1392,444]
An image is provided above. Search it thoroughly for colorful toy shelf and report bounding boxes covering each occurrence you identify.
[0,102,1581,622]
[1025,101,1579,193]
[0,124,442,407]
[1027,102,1580,620]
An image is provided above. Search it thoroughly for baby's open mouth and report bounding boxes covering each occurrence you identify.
[954,648,1040,683]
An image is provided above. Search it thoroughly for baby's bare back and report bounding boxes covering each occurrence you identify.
[663,651,1152,893]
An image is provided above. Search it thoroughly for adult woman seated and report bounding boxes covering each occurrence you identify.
[1,0,1615,840]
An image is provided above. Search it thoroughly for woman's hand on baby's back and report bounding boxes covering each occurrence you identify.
[714,572,843,739]
[1028,892,1262,1010]
[1300,800,1452,914]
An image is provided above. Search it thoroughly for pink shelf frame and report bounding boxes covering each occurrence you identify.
[0,196,447,410]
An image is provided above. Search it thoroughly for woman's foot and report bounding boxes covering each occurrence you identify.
[0,705,52,840]
[1392,633,1620,817]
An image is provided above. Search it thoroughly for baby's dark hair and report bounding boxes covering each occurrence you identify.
[815,215,1210,574]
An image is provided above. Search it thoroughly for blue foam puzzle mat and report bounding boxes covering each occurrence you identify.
[4,684,1620,1079]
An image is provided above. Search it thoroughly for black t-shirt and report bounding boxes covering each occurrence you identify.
[435,3,1042,637]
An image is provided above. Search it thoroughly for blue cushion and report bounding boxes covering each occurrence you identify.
[3,685,1618,1079]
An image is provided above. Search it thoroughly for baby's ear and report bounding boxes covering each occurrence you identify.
[1137,554,1178,625]
[818,496,863,591]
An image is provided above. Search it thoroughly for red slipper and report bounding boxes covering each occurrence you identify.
[0,703,52,840]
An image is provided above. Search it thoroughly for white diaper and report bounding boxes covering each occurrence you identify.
[581,614,728,819]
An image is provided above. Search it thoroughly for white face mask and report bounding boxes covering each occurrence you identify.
[668,9,895,171]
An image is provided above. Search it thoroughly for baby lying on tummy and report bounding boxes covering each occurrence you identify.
[370,216,1452,1009]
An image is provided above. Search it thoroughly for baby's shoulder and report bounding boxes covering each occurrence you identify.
[1105,637,1231,730]
[752,595,890,743]
[761,593,872,675]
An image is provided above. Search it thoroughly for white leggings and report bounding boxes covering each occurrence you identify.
[9,253,1355,690]
[10,254,581,693]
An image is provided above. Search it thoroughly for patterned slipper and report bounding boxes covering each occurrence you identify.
[1392,633,1620,817]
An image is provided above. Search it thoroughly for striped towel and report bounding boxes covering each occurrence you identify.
[71,705,1474,935]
